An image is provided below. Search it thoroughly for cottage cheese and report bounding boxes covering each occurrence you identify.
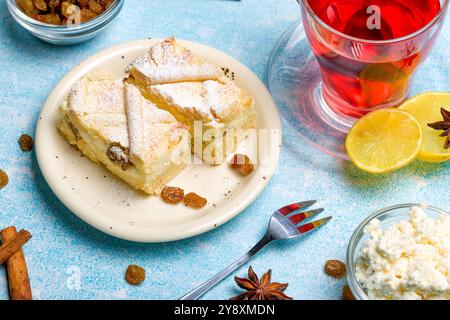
[356,207,450,300]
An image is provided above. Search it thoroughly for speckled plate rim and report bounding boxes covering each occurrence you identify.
[35,39,282,243]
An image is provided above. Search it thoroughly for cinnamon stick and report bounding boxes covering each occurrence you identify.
[0,229,31,264]
[1,227,32,300]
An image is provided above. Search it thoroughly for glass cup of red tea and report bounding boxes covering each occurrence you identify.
[301,0,448,118]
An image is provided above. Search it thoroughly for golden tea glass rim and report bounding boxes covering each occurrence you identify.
[299,0,449,44]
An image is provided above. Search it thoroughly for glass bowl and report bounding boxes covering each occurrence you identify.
[7,0,124,45]
[346,203,449,300]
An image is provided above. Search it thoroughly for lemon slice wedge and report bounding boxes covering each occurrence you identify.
[345,108,422,173]
[398,92,450,162]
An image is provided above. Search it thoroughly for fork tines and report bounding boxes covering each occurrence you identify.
[288,208,324,225]
[277,200,316,216]
[277,200,331,235]
[297,216,332,234]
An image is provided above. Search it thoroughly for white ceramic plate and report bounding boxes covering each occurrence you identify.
[35,39,282,242]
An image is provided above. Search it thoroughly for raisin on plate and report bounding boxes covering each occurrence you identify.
[184,192,207,209]
[230,154,255,176]
[161,186,184,204]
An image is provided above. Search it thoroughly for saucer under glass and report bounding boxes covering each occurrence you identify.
[267,21,450,160]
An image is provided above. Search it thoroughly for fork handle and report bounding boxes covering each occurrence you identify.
[179,233,273,300]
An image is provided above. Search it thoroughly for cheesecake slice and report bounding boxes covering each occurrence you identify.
[127,38,256,165]
[58,72,190,195]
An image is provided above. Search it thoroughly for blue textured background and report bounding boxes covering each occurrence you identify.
[0,0,449,300]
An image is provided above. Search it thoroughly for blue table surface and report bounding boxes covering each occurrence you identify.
[0,0,449,300]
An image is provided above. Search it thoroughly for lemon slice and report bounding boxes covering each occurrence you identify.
[345,108,422,173]
[398,92,450,162]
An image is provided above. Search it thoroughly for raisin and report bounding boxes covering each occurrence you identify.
[125,265,146,286]
[107,143,133,171]
[88,0,103,14]
[80,7,98,22]
[61,2,79,18]
[48,0,61,11]
[19,134,34,151]
[184,192,207,209]
[324,260,347,278]
[35,13,62,24]
[0,170,8,189]
[230,154,244,169]
[78,0,89,8]
[343,285,355,300]
[160,186,184,204]
[33,0,47,11]
[240,163,255,176]
[230,154,254,176]
[17,0,36,15]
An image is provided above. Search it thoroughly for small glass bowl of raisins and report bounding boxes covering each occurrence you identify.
[7,0,124,45]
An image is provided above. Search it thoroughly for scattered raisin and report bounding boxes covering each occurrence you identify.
[19,134,34,151]
[230,154,255,176]
[343,285,355,300]
[0,170,8,189]
[184,192,207,209]
[125,265,146,286]
[324,260,346,278]
[161,186,184,204]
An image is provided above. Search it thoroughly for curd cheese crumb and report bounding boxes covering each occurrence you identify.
[356,207,450,300]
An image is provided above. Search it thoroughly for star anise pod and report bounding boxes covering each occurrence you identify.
[230,266,293,300]
[427,108,450,149]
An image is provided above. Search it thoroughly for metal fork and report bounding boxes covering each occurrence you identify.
[179,200,332,300]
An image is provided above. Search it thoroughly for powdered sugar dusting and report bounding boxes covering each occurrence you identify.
[124,83,187,163]
[66,75,189,165]
[125,84,145,159]
[204,79,242,118]
[150,79,248,124]
[83,114,128,147]
[135,65,222,85]
[69,79,125,115]
[128,38,223,84]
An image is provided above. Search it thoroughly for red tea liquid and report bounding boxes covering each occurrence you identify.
[304,0,442,117]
